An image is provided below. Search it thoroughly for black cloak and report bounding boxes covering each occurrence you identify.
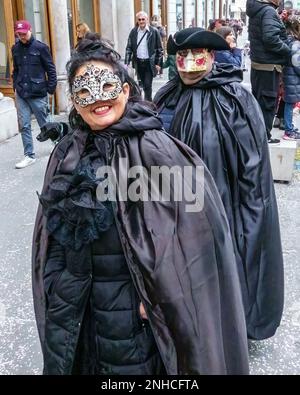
[154,64,284,340]
[32,103,249,375]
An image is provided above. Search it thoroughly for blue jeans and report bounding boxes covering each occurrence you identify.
[15,94,49,158]
[284,102,294,133]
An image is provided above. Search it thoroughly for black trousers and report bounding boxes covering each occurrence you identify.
[136,59,153,101]
[276,97,285,119]
[251,68,280,139]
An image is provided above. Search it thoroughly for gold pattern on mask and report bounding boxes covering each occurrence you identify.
[176,49,209,73]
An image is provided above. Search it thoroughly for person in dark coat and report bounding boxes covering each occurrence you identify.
[154,27,284,341]
[215,27,242,67]
[282,16,300,140]
[12,20,57,169]
[246,0,291,144]
[150,14,167,77]
[125,11,163,101]
[32,35,249,375]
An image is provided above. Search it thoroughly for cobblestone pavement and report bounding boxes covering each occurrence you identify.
[0,53,300,375]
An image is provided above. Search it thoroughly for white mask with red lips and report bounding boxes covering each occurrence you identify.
[176,48,210,73]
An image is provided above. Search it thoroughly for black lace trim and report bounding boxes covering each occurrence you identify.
[39,134,114,251]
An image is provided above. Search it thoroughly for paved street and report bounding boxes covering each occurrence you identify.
[0,54,300,375]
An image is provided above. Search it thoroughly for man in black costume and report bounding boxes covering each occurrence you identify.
[154,27,284,341]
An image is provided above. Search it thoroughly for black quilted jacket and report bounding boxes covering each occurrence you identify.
[246,0,290,65]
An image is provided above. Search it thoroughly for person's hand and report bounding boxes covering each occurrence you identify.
[139,303,148,320]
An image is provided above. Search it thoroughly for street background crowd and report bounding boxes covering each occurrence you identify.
[0,1,300,375]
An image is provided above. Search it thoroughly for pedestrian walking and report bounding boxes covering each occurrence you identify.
[125,11,163,101]
[12,20,57,169]
[32,34,249,376]
[154,27,284,341]
[150,15,167,78]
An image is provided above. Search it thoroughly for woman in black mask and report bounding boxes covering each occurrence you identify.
[32,34,249,376]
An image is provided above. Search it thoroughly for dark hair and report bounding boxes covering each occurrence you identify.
[285,16,300,41]
[67,33,143,129]
[216,27,233,40]
[216,19,226,26]
[207,20,216,31]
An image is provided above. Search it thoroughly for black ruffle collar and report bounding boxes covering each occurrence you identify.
[39,134,114,251]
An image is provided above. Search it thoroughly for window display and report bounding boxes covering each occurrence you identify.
[23,0,49,44]
[0,0,10,86]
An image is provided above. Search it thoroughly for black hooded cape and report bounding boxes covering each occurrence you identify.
[154,64,284,340]
[32,103,249,375]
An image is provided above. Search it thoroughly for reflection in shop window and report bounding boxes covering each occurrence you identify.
[23,0,48,44]
[77,0,95,32]
[0,0,10,86]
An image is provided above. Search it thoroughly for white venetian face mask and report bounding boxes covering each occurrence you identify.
[72,64,123,108]
[176,48,210,73]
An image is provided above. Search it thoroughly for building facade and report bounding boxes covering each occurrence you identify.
[230,0,246,22]
[0,0,231,114]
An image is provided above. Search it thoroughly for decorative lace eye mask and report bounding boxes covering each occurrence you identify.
[72,64,123,108]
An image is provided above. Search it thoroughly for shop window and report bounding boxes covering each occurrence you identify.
[141,0,151,15]
[207,0,214,23]
[185,0,196,28]
[0,0,10,86]
[23,0,49,44]
[152,0,161,18]
[198,0,206,27]
[135,0,167,29]
[77,0,95,32]
[67,0,75,49]
[176,0,184,31]
[67,0,100,50]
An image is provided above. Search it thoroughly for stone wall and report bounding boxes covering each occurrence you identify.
[0,94,18,143]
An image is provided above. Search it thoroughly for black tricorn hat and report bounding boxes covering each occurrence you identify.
[167,27,229,54]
